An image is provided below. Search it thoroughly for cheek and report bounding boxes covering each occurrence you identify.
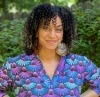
[38,33,46,44]
[58,33,63,41]
[38,36,43,44]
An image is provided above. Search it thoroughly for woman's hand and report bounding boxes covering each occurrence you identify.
[3,95,9,97]
[80,89,99,97]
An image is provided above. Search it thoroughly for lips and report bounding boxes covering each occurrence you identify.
[46,40,57,44]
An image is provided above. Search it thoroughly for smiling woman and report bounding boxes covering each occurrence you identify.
[24,3,75,55]
[0,3,100,97]
[38,16,63,51]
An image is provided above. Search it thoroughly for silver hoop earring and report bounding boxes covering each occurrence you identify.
[56,43,68,56]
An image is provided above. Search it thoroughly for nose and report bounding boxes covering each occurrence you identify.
[48,29,56,38]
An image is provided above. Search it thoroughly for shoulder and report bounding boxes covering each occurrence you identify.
[7,53,37,62]
[65,53,97,67]
[64,53,98,75]
[65,53,89,61]
[65,53,91,66]
[3,53,38,69]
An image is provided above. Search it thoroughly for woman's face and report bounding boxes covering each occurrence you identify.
[38,16,63,50]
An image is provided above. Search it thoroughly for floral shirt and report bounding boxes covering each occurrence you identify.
[0,53,100,97]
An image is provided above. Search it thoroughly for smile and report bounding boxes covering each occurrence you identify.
[46,40,57,44]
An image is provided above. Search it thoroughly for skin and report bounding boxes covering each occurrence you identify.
[38,16,63,79]
[3,95,9,97]
[3,16,99,97]
[81,89,99,97]
[38,16,63,51]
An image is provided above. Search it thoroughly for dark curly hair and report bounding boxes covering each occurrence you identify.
[23,3,76,55]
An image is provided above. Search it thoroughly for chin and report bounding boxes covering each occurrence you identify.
[46,46,57,50]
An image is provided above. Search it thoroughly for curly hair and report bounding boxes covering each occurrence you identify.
[23,3,76,55]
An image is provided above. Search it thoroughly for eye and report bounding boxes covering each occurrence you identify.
[56,28,63,32]
[43,26,48,29]
[42,26,49,30]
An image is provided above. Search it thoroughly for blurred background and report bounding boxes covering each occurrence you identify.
[0,0,100,96]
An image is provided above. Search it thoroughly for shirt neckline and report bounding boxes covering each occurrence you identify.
[35,54,67,81]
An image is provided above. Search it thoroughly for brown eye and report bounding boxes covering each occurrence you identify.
[42,26,49,30]
[56,28,63,32]
[43,27,48,29]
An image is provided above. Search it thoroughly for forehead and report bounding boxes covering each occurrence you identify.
[40,16,62,27]
[51,16,62,25]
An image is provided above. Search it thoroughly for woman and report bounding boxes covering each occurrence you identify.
[0,3,100,97]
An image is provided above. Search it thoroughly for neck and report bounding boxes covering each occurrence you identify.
[38,49,61,61]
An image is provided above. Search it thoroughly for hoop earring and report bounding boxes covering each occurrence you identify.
[56,43,68,56]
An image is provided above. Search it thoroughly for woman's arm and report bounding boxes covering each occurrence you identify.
[83,57,100,97]
[81,89,99,97]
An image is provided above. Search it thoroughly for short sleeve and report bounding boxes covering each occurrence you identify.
[85,57,100,95]
[0,60,13,97]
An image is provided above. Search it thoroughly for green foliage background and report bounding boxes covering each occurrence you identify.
[0,0,100,96]
[73,0,100,66]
